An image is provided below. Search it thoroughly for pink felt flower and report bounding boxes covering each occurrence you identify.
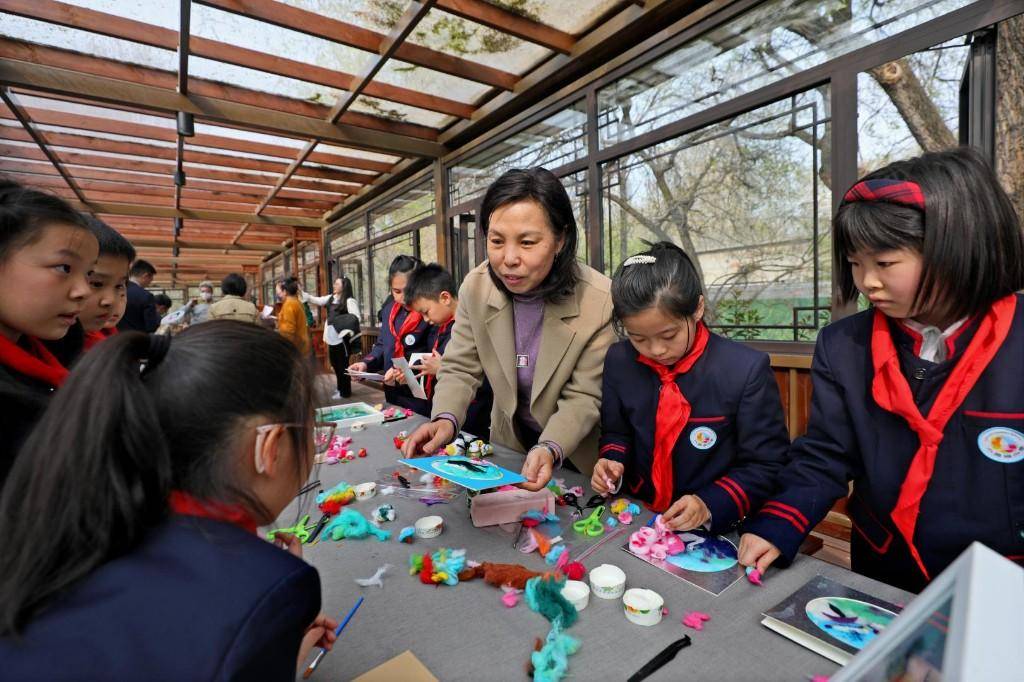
[618,511,634,525]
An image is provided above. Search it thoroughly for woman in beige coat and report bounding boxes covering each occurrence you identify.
[402,168,615,489]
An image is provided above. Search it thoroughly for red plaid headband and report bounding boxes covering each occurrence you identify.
[843,178,925,212]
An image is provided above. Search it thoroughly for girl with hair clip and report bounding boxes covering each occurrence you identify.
[0,322,340,679]
[740,148,1024,593]
[0,180,98,486]
[593,242,790,533]
[348,254,430,409]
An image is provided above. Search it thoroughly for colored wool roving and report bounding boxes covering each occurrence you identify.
[321,508,391,542]
[316,481,355,515]
[409,547,467,586]
[525,575,580,682]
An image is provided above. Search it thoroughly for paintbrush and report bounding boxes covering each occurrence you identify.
[302,596,364,679]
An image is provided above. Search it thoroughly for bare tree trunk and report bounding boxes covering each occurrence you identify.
[996,15,1024,219]
[869,58,957,152]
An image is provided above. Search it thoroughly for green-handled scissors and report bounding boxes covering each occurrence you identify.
[573,505,605,537]
[266,514,313,544]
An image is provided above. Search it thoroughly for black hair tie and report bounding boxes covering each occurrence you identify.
[142,334,172,377]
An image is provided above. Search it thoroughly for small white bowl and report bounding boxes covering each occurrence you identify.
[414,515,444,538]
[622,588,664,626]
[589,563,626,600]
[561,580,590,612]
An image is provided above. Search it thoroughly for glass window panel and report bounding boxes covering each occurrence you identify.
[602,88,831,341]
[351,95,453,129]
[418,223,438,263]
[369,179,435,238]
[370,231,416,317]
[316,145,401,165]
[339,252,370,324]
[561,170,589,265]
[450,100,587,205]
[597,0,972,148]
[329,219,368,254]
[857,37,968,170]
[524,0,622,35]
[188,56,343,105]
[374,59,491,105]
[1,15,175,68]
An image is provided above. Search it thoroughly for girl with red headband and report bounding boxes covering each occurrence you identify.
[592,241,790,533]
[740,147,1024,592]
[347,254,430,410]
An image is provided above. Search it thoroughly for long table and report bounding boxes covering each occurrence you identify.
[278,413,911,681]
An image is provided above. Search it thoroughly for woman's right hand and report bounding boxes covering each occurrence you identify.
[591,458,625,495]
[347,361,368,374]
[402,419,455,457]
[738,533,781,574]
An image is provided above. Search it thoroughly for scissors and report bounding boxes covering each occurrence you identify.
[266,514,313,544]
[573,505,605,537]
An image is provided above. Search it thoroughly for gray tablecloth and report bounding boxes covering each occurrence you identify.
[277,413,911,681]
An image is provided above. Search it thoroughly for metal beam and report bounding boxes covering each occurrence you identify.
[0,88,88,203]
[0,58,445,158]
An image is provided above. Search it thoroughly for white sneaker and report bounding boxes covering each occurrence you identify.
[330,391,341,400]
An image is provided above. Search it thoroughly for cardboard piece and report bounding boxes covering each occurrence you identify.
[353,650,438,682]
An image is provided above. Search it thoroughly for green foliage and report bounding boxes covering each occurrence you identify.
[715,289,764,341]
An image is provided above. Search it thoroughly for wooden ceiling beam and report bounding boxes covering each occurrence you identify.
[0,52,445,157]
[61,199,324,227]
[196,0,519,90]
[435,0,575,54]
[127,238,283,252]
[0,0,475,119]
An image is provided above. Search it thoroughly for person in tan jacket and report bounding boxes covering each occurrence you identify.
[402,168,615,488]
[208,273,260,324]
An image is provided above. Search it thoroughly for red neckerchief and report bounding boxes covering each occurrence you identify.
[389,302,423,359]
[168,490,259,534]
[424,317,454,399]
[0,333,69,387]
[635,321,711,512]
[83,326,118,351]
[873,295,1016,580]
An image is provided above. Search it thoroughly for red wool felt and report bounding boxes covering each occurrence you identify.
[419,553,435,585]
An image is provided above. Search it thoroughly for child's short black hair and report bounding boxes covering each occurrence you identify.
[403,263,457,304]
[82,215,135,263]
[388,255,421,285]
[153,294,172,309]
[835,147,1024,323]
[221,273,247,297]
[130,260,157,278]
[0,179,89,263]
[611,241,704,332]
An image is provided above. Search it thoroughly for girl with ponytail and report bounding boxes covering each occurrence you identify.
[0,321,339,680]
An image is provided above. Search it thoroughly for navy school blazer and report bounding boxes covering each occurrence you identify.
[743,296,1024,593]
[404,318,494,440]
[362,299,430,410]
[599,334,790,533]
[0,516,321,681]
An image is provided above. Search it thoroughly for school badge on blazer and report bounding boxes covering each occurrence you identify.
[689,426,717,450]
[977,427,1024,463]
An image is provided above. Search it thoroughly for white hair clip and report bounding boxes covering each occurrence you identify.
[622,255,657,267]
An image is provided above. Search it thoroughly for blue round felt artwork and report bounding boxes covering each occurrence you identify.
[805,597,896,651]
[664,532,739,573]
[432,459,503,481]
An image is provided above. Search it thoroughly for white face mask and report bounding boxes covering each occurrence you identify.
[201,291,213,302]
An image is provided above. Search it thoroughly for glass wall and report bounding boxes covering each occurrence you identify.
[369,231,415,316]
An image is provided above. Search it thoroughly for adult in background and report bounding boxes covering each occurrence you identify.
[118,259,159,333]
[209,274,259,324]
[276,277,310,356]
[303,277,361,399]
[153,294,172,319]
[189,280,215,325]
[402,168,615,490]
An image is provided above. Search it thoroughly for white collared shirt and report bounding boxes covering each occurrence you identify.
[903,317,967,363]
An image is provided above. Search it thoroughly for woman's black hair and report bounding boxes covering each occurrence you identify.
[611,241,704,334]
[0,179,89,263]
[221,272,247,297]
[387,255,421,288]
[280,276,299,296]
[337,276,354,301]
[0,321,317,635]
[835,147,1024,324]
[478,167,580,302]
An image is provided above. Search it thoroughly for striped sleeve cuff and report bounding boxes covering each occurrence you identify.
[696,476,751,532]
[741,500,813,563]
[539,440,564,469]
[432,412,460,435]
[598,441,628,464]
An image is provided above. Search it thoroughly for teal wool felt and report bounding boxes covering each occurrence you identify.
[544,545,567,566]
[525,575,577,629]
[322,508,391,542]
[531,624,581,682]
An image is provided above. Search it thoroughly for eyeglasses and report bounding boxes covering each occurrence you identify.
[255,421,337,457]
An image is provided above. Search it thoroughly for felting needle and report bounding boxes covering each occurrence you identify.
[302,596,364,679]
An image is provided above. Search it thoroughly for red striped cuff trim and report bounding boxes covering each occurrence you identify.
[719,476,750,516]
[600,443,627,455]
[760,507,808,534]
[764,501,810,528]
[714,480,744,516]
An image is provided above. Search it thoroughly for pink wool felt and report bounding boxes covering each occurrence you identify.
[501,590,520,608]
[682,612,711,631]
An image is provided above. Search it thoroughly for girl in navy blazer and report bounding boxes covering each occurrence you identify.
[740,148,1024,593]
[592,242,790,534]
[0,322,339,680]
[348,254,430,410]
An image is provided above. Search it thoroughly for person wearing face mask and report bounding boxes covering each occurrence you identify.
[190,281,215,325]
[402,168,616,491]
